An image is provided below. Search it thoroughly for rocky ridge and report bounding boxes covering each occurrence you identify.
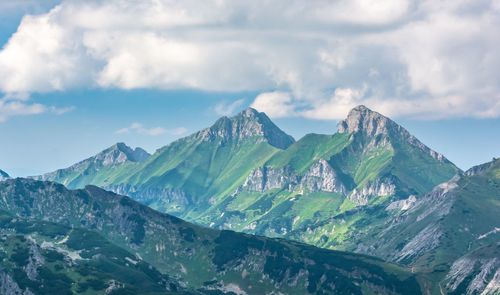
[33,143,150,186]
[195,107,295,149]
[355,158,499,294]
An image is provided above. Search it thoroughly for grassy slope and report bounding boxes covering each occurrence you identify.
[192,130,458,252]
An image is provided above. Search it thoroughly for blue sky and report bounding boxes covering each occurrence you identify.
[0,1,499,176]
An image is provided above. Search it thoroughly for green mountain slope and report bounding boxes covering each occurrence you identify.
[193,106,459,250]
[0,210,188,295]
[36,108,294,216]
[33,142,150,188]
[0,178,424,294]
[358,158,500,294]
[36,106,459,253]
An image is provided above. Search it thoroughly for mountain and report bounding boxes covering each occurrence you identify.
[34,143,150,188]
[0,169,9,181]
[0,178,424,294]
[36,106,459,252]
[36,108,295,216]
[192,105,459,249]
[357,158,500,294]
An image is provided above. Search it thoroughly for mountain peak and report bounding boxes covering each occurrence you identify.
[241,107,259,117]
[102,143,150,165]
[198,108,295,149]
[0,169,9,181]
[338,105,393,136]
[338,105,453,164]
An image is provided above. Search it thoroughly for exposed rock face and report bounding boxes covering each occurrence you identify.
[483,270,500,295]
[299,159,347,194]
[24,240,45,281]
[360,177,461,264]
[338,105,448,162]
[348,179,396,206]
[79,142,150,167]
[106,143,150,164]
[338,105,393,137]
[196,108,295,149]
[394,224,443,263]
[241,166,298,192]
[0,271,34,295]
[0,170,9,181]
[107,184,191,213]
[240,159,347,195]
[386,195,417,211]
[444,246,500,295]
[465,158,499,176]
[414,177,459,222]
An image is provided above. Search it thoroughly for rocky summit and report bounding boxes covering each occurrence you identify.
[338,105,447,162]
[196,107,295,149]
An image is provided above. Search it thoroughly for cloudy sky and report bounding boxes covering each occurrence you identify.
[0,0,499,176]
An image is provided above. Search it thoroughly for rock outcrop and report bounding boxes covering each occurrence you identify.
[0,271,34,295]
[240,159,347,195]
[348,179,396,206]
[444,244,500,295]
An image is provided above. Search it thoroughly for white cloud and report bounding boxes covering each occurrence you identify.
[214,99,245,116]
[0,98,73,122]
[49,106,75,115]
[251,92,297,118]
[0,100,45,122]
[116,122,187,136]
[0,0,499,119]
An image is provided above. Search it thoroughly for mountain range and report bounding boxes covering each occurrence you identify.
[17,105,499,294]
[35,106,459,249]
[0,178,423,294]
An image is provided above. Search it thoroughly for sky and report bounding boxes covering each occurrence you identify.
[0,0,499,176]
